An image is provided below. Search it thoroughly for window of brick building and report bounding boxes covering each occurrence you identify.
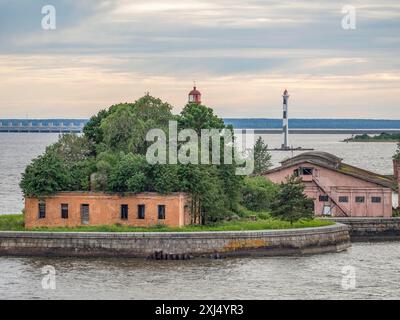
[61,203,69,219]
[121,204,129,220]
[339,196,349,203]
[158,205,166,220]
[319,195,329,202]
[38,202,46,219]
[301,167,313,175]
[138,204,145,219]
[355,196,365,203]
[371,197,382,203]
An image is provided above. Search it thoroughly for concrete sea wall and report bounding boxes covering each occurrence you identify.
[328,217,400,242]
[0,224,350,258]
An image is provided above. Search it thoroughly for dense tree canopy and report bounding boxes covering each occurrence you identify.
[20,96,246,224]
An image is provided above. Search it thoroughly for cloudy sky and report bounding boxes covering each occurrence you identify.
[0,0,399,119]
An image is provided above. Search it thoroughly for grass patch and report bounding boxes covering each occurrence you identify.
[0,214,334,232]
[0,214,25,231]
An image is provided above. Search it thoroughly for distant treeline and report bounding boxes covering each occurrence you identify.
[343,132,400,142]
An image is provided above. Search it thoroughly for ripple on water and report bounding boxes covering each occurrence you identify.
[0,242,400,299]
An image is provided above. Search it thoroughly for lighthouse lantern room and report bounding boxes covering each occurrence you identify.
[188,85,201,104]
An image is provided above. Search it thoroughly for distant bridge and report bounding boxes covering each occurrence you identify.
[1,118,400,134]
[0,119,88,133]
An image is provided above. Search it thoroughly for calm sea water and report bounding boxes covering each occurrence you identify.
[0,133,399,300]
[1,242,400,300]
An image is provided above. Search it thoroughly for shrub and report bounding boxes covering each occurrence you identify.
[241,176,278,212]
[270,175,314,224]
[256,212,270,220]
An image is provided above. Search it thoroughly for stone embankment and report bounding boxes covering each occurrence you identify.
[0,223,350,258]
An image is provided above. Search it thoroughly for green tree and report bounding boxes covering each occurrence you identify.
[148,164,181,194]
[107,153,149,193]
[20,151,71,197]
[177,102,242,223]
[217,162,243,212]
[98,95,174,155]
[83,108,115,153]
[46,134,92,163]
[270,175,314,223]
[179,164,226,224]
[241,176,278,212]
[45,133,95,191]
[91,151,119,191]
[100,105,142,153]
[178,103,225,134]
[67,158,97,191]
[252,137,272,175]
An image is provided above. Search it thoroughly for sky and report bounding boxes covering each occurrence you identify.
[0,0,399,119]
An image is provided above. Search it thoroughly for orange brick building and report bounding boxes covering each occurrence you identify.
[24,192,190,229]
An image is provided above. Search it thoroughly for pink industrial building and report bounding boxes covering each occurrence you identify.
[264,152,396,217]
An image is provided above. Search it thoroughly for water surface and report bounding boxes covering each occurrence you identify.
[0,242,399,300]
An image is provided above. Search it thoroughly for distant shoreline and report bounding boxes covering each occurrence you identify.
[342,133,400,143]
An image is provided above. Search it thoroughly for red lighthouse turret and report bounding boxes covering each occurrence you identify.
[188,85,201,104]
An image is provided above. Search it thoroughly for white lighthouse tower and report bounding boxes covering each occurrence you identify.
[282,89,290,149]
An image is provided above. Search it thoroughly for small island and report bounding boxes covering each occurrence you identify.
[343,132,400,142]
[0,94,354,258]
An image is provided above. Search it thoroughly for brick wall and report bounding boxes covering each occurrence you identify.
[25,192,190,228]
